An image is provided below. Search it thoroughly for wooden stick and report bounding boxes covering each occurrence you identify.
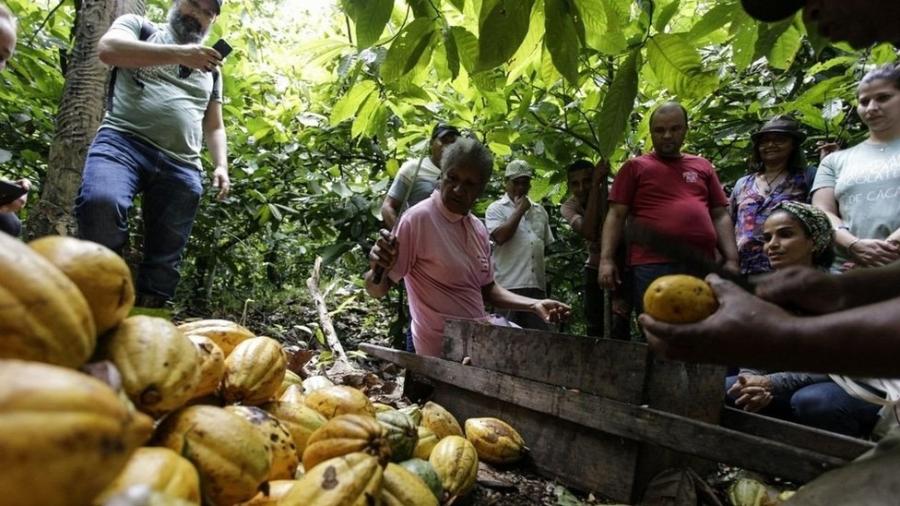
[307,256,349,365]
[360,343,847,483]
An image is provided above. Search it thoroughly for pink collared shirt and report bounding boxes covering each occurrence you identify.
[388,190,494,356]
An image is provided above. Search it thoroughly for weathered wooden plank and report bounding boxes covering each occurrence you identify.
[720,406,874,461]
[434,382,638,502]
[634,355,726,498]
[442,320,648,403]
[360,344,846,484]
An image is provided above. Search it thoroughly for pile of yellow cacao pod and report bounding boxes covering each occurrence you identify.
[0,232,529,505]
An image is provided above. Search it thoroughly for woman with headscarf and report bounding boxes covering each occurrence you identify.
[726,202,881,438]
[812,64,900,271]
[730,115,816,276]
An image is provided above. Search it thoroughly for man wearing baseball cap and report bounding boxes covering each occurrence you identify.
[741,0,900,48]
[485,160,555,329]
[381,123,460,228]
[75,0,229,309]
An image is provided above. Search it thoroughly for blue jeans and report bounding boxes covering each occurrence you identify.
[725,376,880,438]
[75,129,202,300]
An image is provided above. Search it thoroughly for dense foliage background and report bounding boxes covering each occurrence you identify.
[2,0,898,341]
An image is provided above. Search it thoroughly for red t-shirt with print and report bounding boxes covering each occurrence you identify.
[609,152,728,266]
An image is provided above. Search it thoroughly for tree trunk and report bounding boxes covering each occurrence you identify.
[27,0,145,238]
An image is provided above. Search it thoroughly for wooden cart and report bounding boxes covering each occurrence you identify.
[360,320,873,504]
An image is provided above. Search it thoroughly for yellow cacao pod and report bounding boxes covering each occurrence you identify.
[279,384,305,404]
[222,336,287,405]
[153,405,271,506]
[302,414,392,471]
[301,375,334,394]
[278,453,382,506]
[421,401,463,439]
[304,385,375,419]
[381,462,440,506]
[413,425,439,460]
[429,436,479,500]
[234,480,298,505]
[276,370,303,397]
[262,400,327,454]
[464,417,528,465]
[102,316,201,416]
[94,447,200,504]
[226,405,300,481]
[187,334,225,399]
[29,235,134,335]
[176,319,254,356]
[0,359,152,506]
[0,232,96,368]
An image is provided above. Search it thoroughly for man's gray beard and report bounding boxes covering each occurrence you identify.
[167,6,208,44]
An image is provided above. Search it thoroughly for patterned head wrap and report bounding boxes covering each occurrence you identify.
[773,201,833,258]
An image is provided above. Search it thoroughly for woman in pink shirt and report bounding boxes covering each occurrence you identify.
[365,137,571,356]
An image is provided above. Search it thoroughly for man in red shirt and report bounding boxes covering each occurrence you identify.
[598,102,739,317]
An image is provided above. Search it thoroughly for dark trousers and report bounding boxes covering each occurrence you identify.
[0,213,21,237]
[584,266,631,339]
[725,376,880,438]
[499,287,549,330]
[75,129,202,300]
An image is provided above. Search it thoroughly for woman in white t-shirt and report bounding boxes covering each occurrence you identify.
[812,64,900,271]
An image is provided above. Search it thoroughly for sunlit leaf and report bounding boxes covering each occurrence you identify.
[451,26,479,73]
[330,80,378,126]
[544,0,581,85]
[596,48,640,158]
[341,0,393,49]
[768,22,802,70]
[687,1,739,42]
[730,13,759,71]
[381,18,437,82]
[476,0,536,71]
[573,0,626,54]
[653,0,681,33]
[646,33,718,98]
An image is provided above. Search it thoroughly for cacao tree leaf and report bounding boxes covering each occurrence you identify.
[646,33,718,98]
[767,22,802,70]
[653,0,681,33]
[330,80,378,125]
[341,0,393,49]
[730,13,759,71]
[476,0,536,71]
[443,26,461,80]
[544,0,581,85]
[753,17,793,63]
[407,0,440,19]
[451,26,479,73]
[872,43,899,65]
[596,48,640,158]
[381,18,437,82]
[573,0,626,55]
[507,4,545,84]
[687,1,739,41]
[449,0,465,12]
[351,93,380,138]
